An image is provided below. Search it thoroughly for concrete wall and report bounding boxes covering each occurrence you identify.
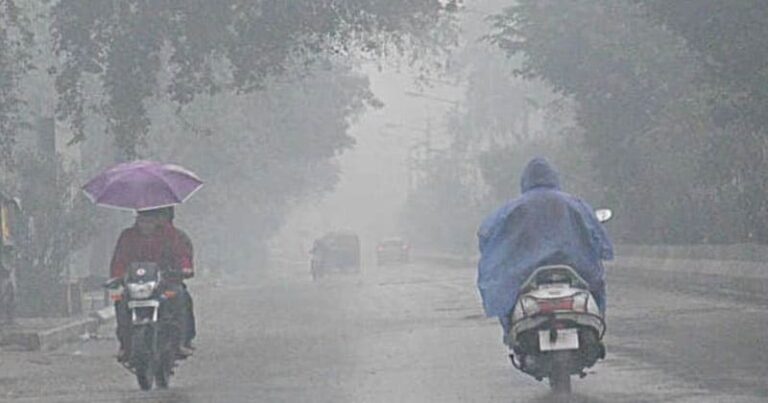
[615,244,768,263]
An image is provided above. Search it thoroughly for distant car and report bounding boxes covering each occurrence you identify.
[310,231,361,279]
[376,238,410,266]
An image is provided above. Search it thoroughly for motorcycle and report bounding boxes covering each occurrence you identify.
[507,209,613,395]
[104,262,186,391]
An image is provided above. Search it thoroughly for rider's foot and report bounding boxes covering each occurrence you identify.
[598,341,606,359]
[116,348,128,362]
[177,345,194,357]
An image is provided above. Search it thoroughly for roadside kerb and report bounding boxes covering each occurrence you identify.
[611,256,768,280]
[412,252,477,268]
[91,305,116,324]
[415,247,768,281]
[1,317,97,351]
[0,307,116,352]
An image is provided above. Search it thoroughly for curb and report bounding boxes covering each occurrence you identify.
[413,253,477,268]
[611,256,768,280]
[0,307,115,352]
[1,317,98,351]
[415,252,768,280]
[90,306,116,324]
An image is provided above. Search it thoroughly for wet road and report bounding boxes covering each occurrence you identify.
[0,258,766,402]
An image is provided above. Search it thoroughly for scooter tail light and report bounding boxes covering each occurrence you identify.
[520,296,540,316]
[537,297,574,313]
[572,292,589,312]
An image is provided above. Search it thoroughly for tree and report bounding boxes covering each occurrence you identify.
[490,0,753,243]
[15,151,99,316]
[639,0,768,242]
[139,59,381,270]
[0,0,33,165]
[400,0,591,253]
[402,148,486,254]
[47,1,457,272]
[52,0,457,159]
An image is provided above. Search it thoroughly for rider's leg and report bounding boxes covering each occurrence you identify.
[163,284,191,356]
[182,284,196,348]
[591,281,607,315]
[500,315,512,345]
[115,301,131,360]
[590,281,607,358]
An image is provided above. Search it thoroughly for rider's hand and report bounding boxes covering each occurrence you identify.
[181,267,194,279]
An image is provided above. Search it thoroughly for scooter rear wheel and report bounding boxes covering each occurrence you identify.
[549,352,572,395]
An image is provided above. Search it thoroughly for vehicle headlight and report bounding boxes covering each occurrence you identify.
[127,281,157,299]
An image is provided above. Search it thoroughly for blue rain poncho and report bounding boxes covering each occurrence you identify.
[477,158,613,318]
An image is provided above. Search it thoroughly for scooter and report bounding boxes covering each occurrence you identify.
[507,209,613,395]
[507,265,606,394]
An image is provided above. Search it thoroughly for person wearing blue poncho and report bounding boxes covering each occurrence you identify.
[477,157,613,338]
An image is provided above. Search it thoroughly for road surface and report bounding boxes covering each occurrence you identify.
[0,258,765,402]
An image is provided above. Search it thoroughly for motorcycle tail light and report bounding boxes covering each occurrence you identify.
[111,293,123,302]
[163,290,178,299]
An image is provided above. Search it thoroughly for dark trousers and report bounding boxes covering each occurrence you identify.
[181,284,196,345]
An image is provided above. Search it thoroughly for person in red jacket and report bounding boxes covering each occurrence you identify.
[110,207,195,361]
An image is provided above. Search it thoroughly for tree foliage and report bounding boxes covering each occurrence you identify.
[491,0,768,243]
[15,151,99,316]
[52,0,456,159]
[139,60,380,270]
[0,0,33,164]
[402,148,486,254]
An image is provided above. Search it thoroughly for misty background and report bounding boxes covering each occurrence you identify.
[0,0,766,316]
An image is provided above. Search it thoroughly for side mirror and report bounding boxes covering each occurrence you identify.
[595,208,613,223]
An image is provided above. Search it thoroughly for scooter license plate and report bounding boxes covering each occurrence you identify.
[538,328,579,351]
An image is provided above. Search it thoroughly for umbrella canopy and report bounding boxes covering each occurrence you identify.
[83,160,203,211]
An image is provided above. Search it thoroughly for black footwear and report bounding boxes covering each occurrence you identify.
[177,345,194,357]
[598,341,606,359]
[116,349,128,363]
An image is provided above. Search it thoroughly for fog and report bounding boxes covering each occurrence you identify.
[0,1,766,402]
[274,66,461,263]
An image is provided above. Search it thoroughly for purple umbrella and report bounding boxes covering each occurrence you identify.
[83,160,203,211]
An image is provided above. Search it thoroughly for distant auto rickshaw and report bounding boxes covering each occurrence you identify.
[310,231,361,280]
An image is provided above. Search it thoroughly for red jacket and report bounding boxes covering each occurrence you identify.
[110,222,194,279]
